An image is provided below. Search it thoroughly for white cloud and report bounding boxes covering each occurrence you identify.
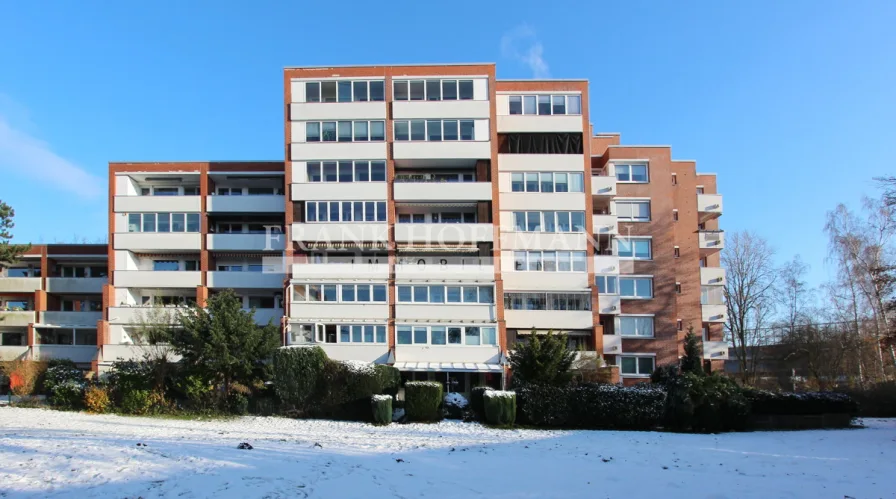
[500,24,551,78]
[0,107,103,200]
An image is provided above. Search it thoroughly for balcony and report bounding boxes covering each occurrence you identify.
[113,195,201,213]
[700,267,726,286]
[291,141,387,162]
[392,141,491,162]
[207,271,284,289]
[591,173,617,196]
[598,295,621,315]
[394,223,493,244]
[114,271,202,289]
[207,233,286,252]
[0,311,35,326]
[45,278,105,294]
[702,304,726,323]
[703,340,729,360]
[0,346,29,361]
[252,308,283,326]
[392,100,489,120]
[393,182,492,202]
[107,306,185,325]
[291,182,387,201]
[594,254,620,275]
[289,101,387,121]
[603,334,622,354]
[697,194,723,221]
[114,233,202,251]
[291,262,389,280]
[395,263,495,282]
[291,223,389,243]
[504,310,593,330]
[206,195,285,213]
[500,192,585,211]
[40,311,102,326]
[0,277,41,293]
[395,304,496,322]
[497,115,583,133]
[502,272,589,292]
[498,154,582,172]
[592,214,618,235]
[291,302,389,321]
[394,345,502,365]
[315,344,392,364]
[32,345,98,364]
[698,230,725,254]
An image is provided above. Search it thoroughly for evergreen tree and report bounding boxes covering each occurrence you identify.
[681,326,705,375]
[509,330,575,387]
[172,289,280,397]
[0,200,30,269]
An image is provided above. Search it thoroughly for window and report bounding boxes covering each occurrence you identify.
[305,121,385,142]
[393,120,475,141]
[615,201,650,222]
[248,296,276,309]
[152,187,178,196]
[697,187,705,194]
[675,282,682,294]
[305,80,385,102]
[619,277,653,299]
[671,173,678,185]
[512,251,587,272]
[620,356,655,376]
[618,316,654,337]
[396,325,497,346]
[677,319,683,331]
[674,246,680,258]
[329,324,386,344]
[396,285,493,304]
[617,238,652,260]
[596,275,618,294]
[673,210,679,222]
[509,172,584,193]
[153,260,179,271]
[615,164,649,183]
[504,292,591,311]
[293,284,387,303]
[512,211,586,233]
[305,201,386,222]
[506,94,582,115]
[128,213,199,233]
[217,187,243,195]
[393,79,476,101]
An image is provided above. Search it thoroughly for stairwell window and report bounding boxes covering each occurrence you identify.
[596,275,618,294]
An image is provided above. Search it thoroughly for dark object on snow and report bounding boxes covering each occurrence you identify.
[136,443,146,447]
[237,442,253,450]
[313,442,323,448]
[395,458,404,463]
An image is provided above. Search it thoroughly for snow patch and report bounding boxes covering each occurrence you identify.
[444,392,469,408]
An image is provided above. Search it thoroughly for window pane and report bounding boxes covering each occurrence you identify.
[569,173,584,192]
[511,173,524,192]
[514,251,526,271]
[305,82,320,102]
[413,285,428,302]
[353,121,369,141]
[307,162,322,182]
[337,81,352,102]
[427,120,442,141]
[352,81,368,102]
[571,212,585,232]
[321,81,337,102]
[395,121,409,141]
[370,121,385,141]
[323,284,338,301]
[353,202,363,221]
[411,120,426,141]
[555,173,568,192]
[523,95,536,114]
[431,326,446,345]
[338,161,353,182]
[157,213,170,233]
[142,213,155,232]
[443,120,458,140]
[540,173,554,193]
[620,279,635,297]
[397,326,412,344]
[338,121,352,142]
[429,285,445,303]
[321,122,337,141]
[376,325,386,343]
[538,95,551,115]
[354,161,370,182]
[556,212,570,232]
[340,285,356,302]
[632,165,648,182]
[482,327,497,345]
[572,252,586,272]
[513,212,526,231]
[543,251,557,272]
[322,162,337,182]
[305,122,320,142]
[393,81,408,101]
[376,202,386,221]
[128,214,141,232]
[458,80,474,100]
[552,95,566,114]
[442,80,457,100]
[369,81,385,101]
[621,357,637,374]
[409,80,425,100]
[525,173,539,192]
[398,286,412,302]
[171,213,185,232]
[352,325,363,343]
[446,286,461,303]
[413,327,427,344]
[526,212,541,232]
[509,96,522,115]
[528,252,543,271]
[616,165,630,182]
[635,202,650,221]
[635,240,651,259]
[426,80,441,101]
[186,213,200,231]
[329,202,339,221]
[448,327,462,344]
[373,285,386,302]
[460,120,474,140]
[371,162,386,182]
[465,327,480,345]
[479,286,494,304]
[341,201,352,221]
[543,211,556,232]
[462,286,478,303]
[638,357,655,374]
[567,95,581,114]
[364,202,375,221]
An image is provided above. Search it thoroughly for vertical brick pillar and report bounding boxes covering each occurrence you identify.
[196,286,209,307]
[33,290,47,313]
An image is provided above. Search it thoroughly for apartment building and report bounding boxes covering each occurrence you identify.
[0,244,107,367]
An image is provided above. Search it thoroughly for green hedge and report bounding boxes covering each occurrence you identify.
[839,382,896,417]
[517,383,666,429]
[664,373,750,433]
[376,365,401,396]
[744,389,858,416]
[470,386,490,420]
[483,391,516,426]
[371,395,392,425]
[273,347,329,414]
[405,381,443,422]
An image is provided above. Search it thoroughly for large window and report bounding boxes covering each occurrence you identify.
[615,201,651,222]
[512,251,587,272]
[397,285,494,304]
[508,94,582,115]
[36,327,97,346]
[618,316,654,337]
[305,80,385,103]
[293,283,387,303]
[616,238,652,259]
[397,212,476,224]
[393,120,475,141]
[393,79,475,101]
[128,213,200,233]
[0,331,25,346]
[512,211,586,233]
[397,325,497,346]
[615,164,649,183]
[620,356,655,376]
[306,161,386,183]
[305,201,386,222]
[510,172,584,193]
[306,120,385,142]
[619,277,653,299]
[504,292,591,311]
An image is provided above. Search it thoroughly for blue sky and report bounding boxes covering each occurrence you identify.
[1,1,894,288]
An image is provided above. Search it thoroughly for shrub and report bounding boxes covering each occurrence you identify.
[376,365,401,396]
[840,382,896,417]
[664,373,750,433]
[316,360,385,420]
[105,360,154,403]
[517,383,666,429]
[172,373,217,412]
[405,381,443,422]
[42,364,84,395]
[650,364,680,386]
[272,347,328,413]
[84,386,111,414]
[443,392,469,420]
[743,389,858,416]
[483,390,516,426]
[120,389,153,415]
[0,359,45,397]
[509,331,575,387]
[50,380,86,410]
[680,327,704,375]
[470,386,491,420]
[227,392,249,415]
[371,395,392,425]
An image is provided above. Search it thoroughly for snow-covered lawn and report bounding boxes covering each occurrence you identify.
[0,408,893,498]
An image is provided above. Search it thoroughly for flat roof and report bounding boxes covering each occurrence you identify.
[285,62,496,69]
[497,78,588,82]
[109,160,282,164]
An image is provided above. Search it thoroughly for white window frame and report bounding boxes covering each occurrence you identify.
[614,163,649,183]
[507,94,583,116]
[395,324,498,347]
[305,120,385,142]
[619,276,653,299]
[615,237,652,260]
[512,251,588,273]
[509,171,585,193]
[614,200,651,222]
[393,119,476,142]
[304,201,387,223]
[293,283,387,304]
[616,315,655,338]
[595,275,618,295]
[392,79,476,102]
[512,211,586,233]
[619,354,656,377]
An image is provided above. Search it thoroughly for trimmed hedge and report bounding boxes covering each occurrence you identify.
[470,386,490,420]
[376,365,401,397]
[839,382,896,417]
[744,389,858,416]
[371,395,392,425]
[483,390,516,425]
[664,373,750,433]
[517,383,666,430]
[405,381,443,422]
[273,347,329,413]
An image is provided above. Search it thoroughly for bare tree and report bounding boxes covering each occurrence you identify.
[130,306,179,391]
[777,255,812,338]
[723,231,777,385]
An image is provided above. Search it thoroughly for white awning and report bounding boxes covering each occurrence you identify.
[393,362,503,372]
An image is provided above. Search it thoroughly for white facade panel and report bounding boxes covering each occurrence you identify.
[598,294,621,315]
[498,192,586,211]
[114,233,202,251]
[697,194,724,217]
[289,102,387,121]
[504,310,593,330]
[0,346,29,361]
[0,311,35,327]
[497,115,584,133]
[392,100,490,120]
[291,223,389,243]
[593,255,621,275]
[603,334,622,354]
[700,267,726,286]
[290,142,388,161]
[39,311,102,326]
[292,262,390,280]
[114,271,202,289]
[702,304,727,323]
[699,231,726,251]
[207,272,284,289]
[291,303,389,321]
[392,141,491,161]
[591,175,617,196]
[114,196,202,213]
[592,214,618,235]
[499,232,587,251]
[107,307,184,325]
[498,154,585,172]
[393,182,491,202]
[394,223,493,244]
[207,234,286,252]
[32,345,98,364]
[114,175,139,196]
[253,308,284,326]
[502,271,589,291]
[206,195,285,213]
[45,278,106,294]
[394,345,501,364]
[292,182,387,201]
[0,277,42,293]
[703,341,729,360]
[394,263,495,282]
[394,304,496,322]
[316,345,392,363]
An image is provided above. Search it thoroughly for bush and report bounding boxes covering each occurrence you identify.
[443,392,469,420]
[50,380,86,410]
[272,347,328,413]
[517,383,666,429]
[315,360,385,421]
[227,392,249,415]
[664,373,750,433]
[84,386,111,414]
[171,373,216,412]
[840,382,896,417]
[405,381,443,422]
[120,389,153,415]
[1,360,46,397]
[470,386,491,420]
[376,365,401,396]
[483,390,516,426]
[105,360,154,403]
[651,364,680,386]
[509,331,575,387]
[371,395,392,425]
[42,364,84,395]
[743,389,858,416]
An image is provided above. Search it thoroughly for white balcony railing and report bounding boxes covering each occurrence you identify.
[603,334,622,354]
[591,174,617,196]
[700,267,726,286]
[504,310,593,330]
[206,271,284,289]
[703,340,729,360]
[45,278,106,294]
[0,311,35,326]
[592,214,618,235]
[702,304,726,323]
[291,262,389,279]
[0,277,42,293]
[207,233,286,251]
[598,295,621,315]
[393,182,492,202]
[40,311,102,326]
[114,271,202,288]
[394,223,493,243]
[698,230,725,253]
[206,195,285,213]
[697,194,723,220]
